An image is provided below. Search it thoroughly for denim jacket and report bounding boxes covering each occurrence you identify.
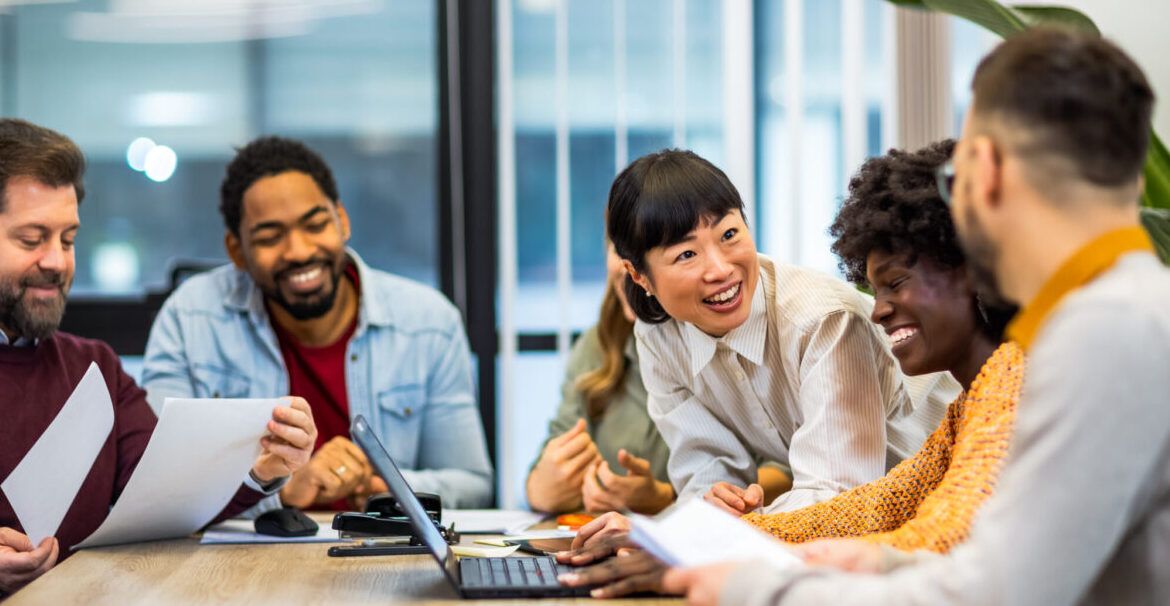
[141,249,493,508]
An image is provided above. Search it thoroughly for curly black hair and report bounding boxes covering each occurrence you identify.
[830,139,960,286]
[219,136,339,236]
[830,139,1016,340]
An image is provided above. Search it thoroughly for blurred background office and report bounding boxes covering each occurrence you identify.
[1,0,1165,508]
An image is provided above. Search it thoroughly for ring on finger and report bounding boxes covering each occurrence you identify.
[334,464,348,478]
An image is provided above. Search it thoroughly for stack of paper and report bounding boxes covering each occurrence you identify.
[200,519,343,545]
[444,509,546,534]
[629,499,804,570]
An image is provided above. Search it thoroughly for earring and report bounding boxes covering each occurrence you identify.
[645,290,653,298]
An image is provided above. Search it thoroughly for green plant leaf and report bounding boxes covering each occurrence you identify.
[1012,6,1100,34]
[1141,133,1170,210]
[883,0,1169,209]
[1140,207,1170,264]
[919,0,1029,38]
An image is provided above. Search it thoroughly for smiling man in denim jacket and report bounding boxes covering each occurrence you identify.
[142,136,492,511]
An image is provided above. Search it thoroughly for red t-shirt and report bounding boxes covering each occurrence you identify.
[272,263,360,510]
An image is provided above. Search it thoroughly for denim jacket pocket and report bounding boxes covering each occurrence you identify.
[376,385,425,467]
[191,363,251,399]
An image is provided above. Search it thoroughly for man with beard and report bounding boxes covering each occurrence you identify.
[0,120,317,596]
[659,27,1170,606]
[142,136,492,511]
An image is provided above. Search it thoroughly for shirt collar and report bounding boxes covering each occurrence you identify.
[1007,226,1153,351]
[683,276,767,377]
[224,247,394,328]
[0,328,36,348]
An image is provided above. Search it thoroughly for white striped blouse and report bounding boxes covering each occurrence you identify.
[635,254,958,513]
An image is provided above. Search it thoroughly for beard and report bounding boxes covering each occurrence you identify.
[262,257,346,321]
[0,268,70,342]
[956,204,1012,309]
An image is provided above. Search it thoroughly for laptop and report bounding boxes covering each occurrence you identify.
[350,415,592,599]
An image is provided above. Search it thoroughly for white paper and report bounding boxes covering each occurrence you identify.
[629,498,804,570]
[444,509,545,534]
[452,544,521,558]
[2,363,113,545]
[199,519,343,544]
[503,529,576,540]
[74,398,278,549]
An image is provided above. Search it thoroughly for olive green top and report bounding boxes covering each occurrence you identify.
[530,325,671,482]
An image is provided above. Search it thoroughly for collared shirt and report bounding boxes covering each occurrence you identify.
[141,248,493,509]
[720,250,1170,605]
[636,254,957,513]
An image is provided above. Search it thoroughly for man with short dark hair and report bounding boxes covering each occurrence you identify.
[0,119,317,596]
[142,136,492,510]
[661,27,1170,605]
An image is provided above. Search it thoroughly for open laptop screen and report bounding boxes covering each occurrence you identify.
[350,415,457,578]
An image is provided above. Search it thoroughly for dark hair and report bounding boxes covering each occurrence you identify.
[830,139,1013,340]
[0,118,86,212]
[219,136,339,235]
[971,27,1153,190]
[607,149,747,324]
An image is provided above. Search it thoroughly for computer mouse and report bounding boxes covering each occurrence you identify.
[254,507,320,538]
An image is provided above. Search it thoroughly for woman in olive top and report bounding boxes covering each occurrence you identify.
[527,244,792,514]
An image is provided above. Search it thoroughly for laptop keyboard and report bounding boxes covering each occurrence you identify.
[460,556,569,588]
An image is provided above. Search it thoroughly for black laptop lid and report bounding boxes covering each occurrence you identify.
[351,415,462,586]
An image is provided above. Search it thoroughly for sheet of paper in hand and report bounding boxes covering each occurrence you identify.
[2,363,114,545]
[74,398,278,550]
[628,498,804,570]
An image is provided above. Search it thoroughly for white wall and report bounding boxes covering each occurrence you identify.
[1029,0,1170,140]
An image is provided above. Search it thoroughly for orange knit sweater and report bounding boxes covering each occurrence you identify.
[743,342,1025,553]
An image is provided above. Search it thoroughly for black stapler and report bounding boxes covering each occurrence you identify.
[328,492,458,557]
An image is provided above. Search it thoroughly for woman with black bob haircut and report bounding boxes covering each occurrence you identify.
[602,149,956,518]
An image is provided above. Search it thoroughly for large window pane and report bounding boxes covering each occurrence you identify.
[4,0,439,293]
[500,0,724,507]
[756,0,889,275]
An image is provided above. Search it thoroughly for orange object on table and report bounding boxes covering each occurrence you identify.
[556,513,595,529]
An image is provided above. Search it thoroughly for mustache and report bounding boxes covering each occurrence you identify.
[21,271,66,290]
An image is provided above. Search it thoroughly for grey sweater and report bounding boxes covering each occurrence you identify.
[721,252,1170,606]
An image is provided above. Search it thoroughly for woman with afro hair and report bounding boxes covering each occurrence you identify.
[741,139,1026,567]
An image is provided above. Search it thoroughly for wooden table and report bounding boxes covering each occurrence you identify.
[8,515,681,605]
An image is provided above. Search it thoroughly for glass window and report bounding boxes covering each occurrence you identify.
[3,0,439,293]
[501,0,725,508]
[756,0,888,276]
[951,17,998,135]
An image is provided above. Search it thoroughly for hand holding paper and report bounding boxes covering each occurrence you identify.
[0,528,59,595]
[252,397,318,484]
[75,397,307,550]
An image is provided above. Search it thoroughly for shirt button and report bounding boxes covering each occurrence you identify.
[734,370,746,381]
[404,407,413,417]
[350,354,358,362]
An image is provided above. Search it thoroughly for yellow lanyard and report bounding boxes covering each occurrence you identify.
[1007,226,1154,351]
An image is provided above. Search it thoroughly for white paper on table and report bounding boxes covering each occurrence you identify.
[444,509,545,534]
[452,544,521,558]
[629,498,804,570]
[199,519,343,544]
[503,529,576,540]
[1,363,113,545]
[74,398,278,550]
